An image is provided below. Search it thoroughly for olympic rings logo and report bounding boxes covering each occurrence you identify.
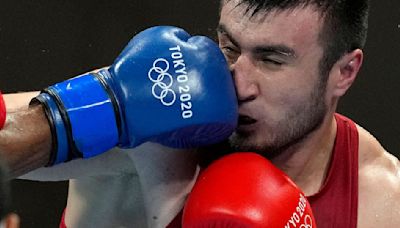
[148,58,176,106]
[300,215,313,228]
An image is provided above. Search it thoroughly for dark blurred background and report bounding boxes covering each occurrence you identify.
[0,0,399,227]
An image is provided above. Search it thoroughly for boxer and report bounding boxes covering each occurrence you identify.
[0,26,238,227]
[192,0,399,227]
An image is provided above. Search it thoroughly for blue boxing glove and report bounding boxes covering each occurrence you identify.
[32,26,238,166]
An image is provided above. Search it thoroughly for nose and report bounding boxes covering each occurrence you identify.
[230,55,259,103]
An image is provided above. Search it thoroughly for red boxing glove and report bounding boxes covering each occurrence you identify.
[0,91,5,129]
[182,152,316,228]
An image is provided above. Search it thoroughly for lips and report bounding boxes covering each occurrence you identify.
[238,115,257,125]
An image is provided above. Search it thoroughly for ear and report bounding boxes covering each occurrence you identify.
[330,49,363,97]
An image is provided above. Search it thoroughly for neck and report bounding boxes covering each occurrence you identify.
[271,112,337,196]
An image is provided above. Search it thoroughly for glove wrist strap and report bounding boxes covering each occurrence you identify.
[42,73,119,160]
[31,93,70,165]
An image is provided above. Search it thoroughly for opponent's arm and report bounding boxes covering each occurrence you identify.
[1,93,134,181]
[0,26,238,178]
[0,96,51,177]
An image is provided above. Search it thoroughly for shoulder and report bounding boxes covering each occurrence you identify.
[356,124,400,227]
[356,124,399,177]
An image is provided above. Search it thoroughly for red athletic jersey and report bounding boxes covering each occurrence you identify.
[168,113,359,228]
[307,113,359,228]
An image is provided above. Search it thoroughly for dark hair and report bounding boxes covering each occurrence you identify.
[223,0,369,78]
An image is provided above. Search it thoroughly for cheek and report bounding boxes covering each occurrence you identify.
[259,71,315,107]
[277,89,309,113]
[257,83,303,126]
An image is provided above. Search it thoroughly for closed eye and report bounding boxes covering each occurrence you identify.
[262,58,284,66]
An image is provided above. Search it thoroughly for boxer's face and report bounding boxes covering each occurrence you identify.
[219,1,329,154]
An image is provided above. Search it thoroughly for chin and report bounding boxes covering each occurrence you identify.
[228,129,295,159]
[229,131,268,152]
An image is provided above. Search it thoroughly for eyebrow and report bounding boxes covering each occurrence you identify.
[216,24,241,48]
[217,23,297,59]
[254,45,297,58]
